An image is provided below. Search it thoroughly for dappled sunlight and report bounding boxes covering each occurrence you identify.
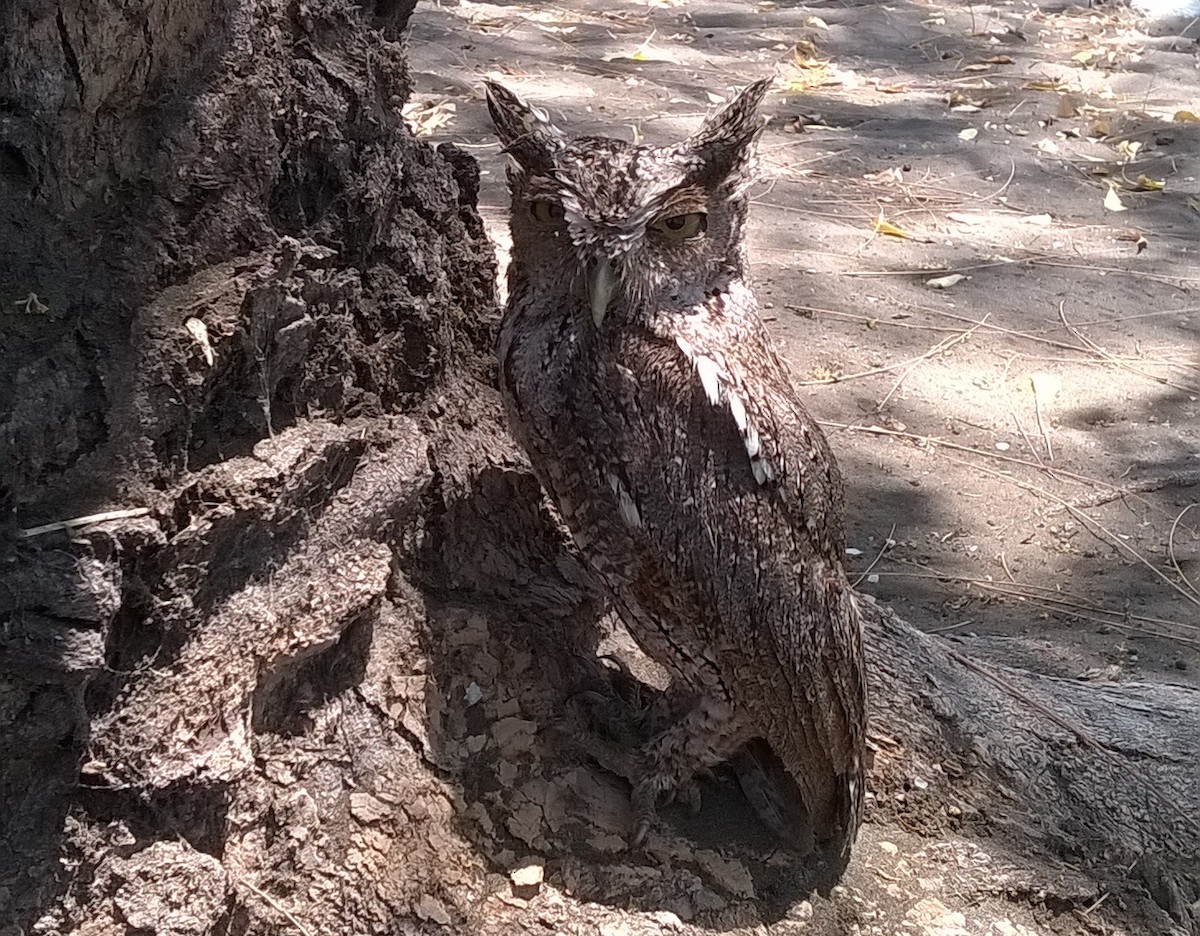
[409,0,1200,689]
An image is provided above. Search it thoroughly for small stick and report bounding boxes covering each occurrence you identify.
[1030,376,1054,462]
[1168,504,1200,599]
[236,878,317,936]
[1082,891,1111,916]
[851,523,897,587]
[873,316,989,412]
[1010,407,1045,468]
[1058,301,1200,395]
[941,453,1200,611]
[926,618,975,634]
[20,507,151,538]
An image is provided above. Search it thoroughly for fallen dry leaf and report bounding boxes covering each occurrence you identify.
[1134,174,1164,192]
[958,127,979,141]
[185,317,214,366]
[873,215,914,239]
[1024,79,1069,92]
[1174,110,1200,123]
[864,167,904,184]
[1116,139,1142,161]
[1029,371,1061,404]
[510,859,545,898]
[926,273,964,290]
[1103,185,1127,212]
[947,91,988,110]
[402,99,456,137]
[414,895,451,926]
[602,33,680,63]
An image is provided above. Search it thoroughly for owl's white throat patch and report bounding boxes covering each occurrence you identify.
[675,337,777,486]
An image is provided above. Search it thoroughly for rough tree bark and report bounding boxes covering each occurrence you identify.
[0,2,1195,935]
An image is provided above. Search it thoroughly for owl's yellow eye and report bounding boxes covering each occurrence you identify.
[649,212,707,241]
[530,200,565,223]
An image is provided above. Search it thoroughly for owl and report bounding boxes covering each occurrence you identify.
[486,79,867,859]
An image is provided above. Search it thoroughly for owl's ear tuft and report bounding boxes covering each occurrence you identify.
[484,82,563,173]
[685,79,771,181]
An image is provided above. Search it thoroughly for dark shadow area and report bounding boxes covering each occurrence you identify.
[0,0,238,920]
[75,783,232,860]
[409,443,1199,931]
[252,610,377,735]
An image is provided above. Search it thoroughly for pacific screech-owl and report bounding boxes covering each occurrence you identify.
[487,79,867,859]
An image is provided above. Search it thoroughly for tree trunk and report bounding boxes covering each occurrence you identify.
[0,2,1195,935]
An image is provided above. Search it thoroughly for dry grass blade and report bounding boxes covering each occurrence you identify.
[1030,374,1054,462]
[782,305,967,334]
[1066,469,1200,509]
[870,565,1199,636]
[851,523,896,587]
[1058,301,1200,395]
[21,507,152,538]
[939,453,1200,612]
[873,316,989,411]
[820,421,1137,498]
[236,877,317,936]
[1009,406,1046,467]
[1168,503,1200,600]
[989,584,1196,646]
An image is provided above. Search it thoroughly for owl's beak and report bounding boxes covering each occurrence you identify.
[587,258,619,327]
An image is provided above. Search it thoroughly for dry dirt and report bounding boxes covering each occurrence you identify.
[406,0,1200,689]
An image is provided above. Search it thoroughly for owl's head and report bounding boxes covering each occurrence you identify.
[486,80,769,327]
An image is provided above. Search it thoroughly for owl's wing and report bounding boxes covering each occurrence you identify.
[665,308,847,557]
[617,311,866,855]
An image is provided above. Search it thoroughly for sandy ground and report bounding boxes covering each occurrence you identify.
[405,0,1200,689]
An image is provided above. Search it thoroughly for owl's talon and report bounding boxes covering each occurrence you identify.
[566,688,615,710]
[630,780,660,847]
[593,654,649,711]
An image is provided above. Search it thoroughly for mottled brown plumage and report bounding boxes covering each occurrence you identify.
[487,80,867,858]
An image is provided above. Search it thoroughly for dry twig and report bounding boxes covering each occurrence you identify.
[21,508,152,538]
